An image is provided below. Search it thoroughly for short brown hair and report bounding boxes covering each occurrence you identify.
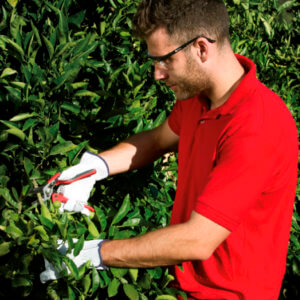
[132,0,230,44]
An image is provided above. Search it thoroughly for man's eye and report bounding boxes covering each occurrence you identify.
[161,57,171,65]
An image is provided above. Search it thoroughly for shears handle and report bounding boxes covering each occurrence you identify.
[52,193,95,212]
[49,169,97,185]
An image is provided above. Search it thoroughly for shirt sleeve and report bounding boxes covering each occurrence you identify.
[195,131,275,231]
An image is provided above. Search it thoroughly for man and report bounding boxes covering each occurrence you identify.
[41,0,298,299]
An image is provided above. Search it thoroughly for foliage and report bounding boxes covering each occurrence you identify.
[0,0,299,299]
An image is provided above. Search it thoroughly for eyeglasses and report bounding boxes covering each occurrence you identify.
[147,35,216,68]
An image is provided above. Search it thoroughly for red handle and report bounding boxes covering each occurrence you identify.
[56,169,97,185]
[52,193,95,212]
[47,172,61,184]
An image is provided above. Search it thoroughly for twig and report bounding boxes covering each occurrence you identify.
[32,179,44,206]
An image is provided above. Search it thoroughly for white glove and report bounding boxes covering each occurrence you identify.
[57,151,109,215]
[40,239,107,283]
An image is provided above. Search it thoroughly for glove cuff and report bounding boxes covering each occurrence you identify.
[81,151,109,181]
[98,240,109,270]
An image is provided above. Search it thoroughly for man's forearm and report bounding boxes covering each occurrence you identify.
[100,212,231,268]
[101,223,195,268]
[99,131,163,175]
[99,120,179,176]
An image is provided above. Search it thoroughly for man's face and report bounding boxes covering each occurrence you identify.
[146,28,209,100]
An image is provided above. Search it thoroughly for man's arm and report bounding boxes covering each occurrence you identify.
[99,118,179,175]
[101,211,231,268]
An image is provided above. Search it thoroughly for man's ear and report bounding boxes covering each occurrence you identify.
[196,38,210,63]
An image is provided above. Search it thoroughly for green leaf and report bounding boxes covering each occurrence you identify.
[7,223,24,239]
[9,113,34,122]
[55,219,68,239]
[68,285,76,300]
[110,267,128,278]
[50,141,77,156]
[7,0,18,8]
[72,34,92,57]
[111,194,131,225]
[31,20,42,46]
[0,35,24,60]
[71,82,88,89]
[84,216,100,237]
[34,225,49,241]
[129,268,138,282]
[260,17,273,37]
[10,81,26,89]
[4,86,21,100]
[74,90,99,98]
[277,0,295,14]
[57,10,68,44]
[120,31,130,37]
[1,120,26,140]
[61,102,81,114]
[91,267,100,294]
[69,10,86,28]
[1,119,18,129]
[109,0,117,9]
[133,80,146,98]
[0,241,11,256]
[100,271,110,287]
[39,214,55,230]
[74,235,85,257]
[63,257,79,280]
[42,35,54,59]
[108,277,120,297]
[95,206,107,231]
[100,21,106,35]
[123,284,139,300]
[0,188,18,208]
[89,221,100,237]
[153,111,166,127]
[6,127,26,141]
[82,273,91,294]
[119,218,140,227]
[138,273,151,290]
[147,267,163,279]
[123,72,133,87]
[0,67,17,78]
[155,296,177,300]
[11,276,32,287]
[40,204,52,222]
[54,68,80,90]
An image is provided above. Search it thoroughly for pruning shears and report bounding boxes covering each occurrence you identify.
[31,169,96,212]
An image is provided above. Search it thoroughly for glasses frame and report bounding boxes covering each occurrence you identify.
[148,35,216,67]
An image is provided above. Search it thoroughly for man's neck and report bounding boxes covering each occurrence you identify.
[207,52,245,110]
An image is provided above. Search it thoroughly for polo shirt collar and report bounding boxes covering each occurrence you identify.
[199,54,258,120]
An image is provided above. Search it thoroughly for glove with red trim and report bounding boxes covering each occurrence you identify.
[56,151,109,215]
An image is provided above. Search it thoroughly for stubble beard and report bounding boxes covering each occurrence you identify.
[173,53,209,101]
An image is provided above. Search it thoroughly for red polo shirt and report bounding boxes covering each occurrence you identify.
[168,55,298,299]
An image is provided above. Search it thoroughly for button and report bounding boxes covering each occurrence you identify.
[200,120,205,124]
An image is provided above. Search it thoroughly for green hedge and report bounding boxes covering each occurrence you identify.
[0,0,299,299]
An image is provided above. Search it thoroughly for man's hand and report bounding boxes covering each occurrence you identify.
[40,239,107,283]
[57,151,109,215]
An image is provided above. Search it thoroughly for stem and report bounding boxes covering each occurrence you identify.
[32,179,44,206]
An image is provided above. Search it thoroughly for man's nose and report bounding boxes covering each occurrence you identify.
[154,63,169,81]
